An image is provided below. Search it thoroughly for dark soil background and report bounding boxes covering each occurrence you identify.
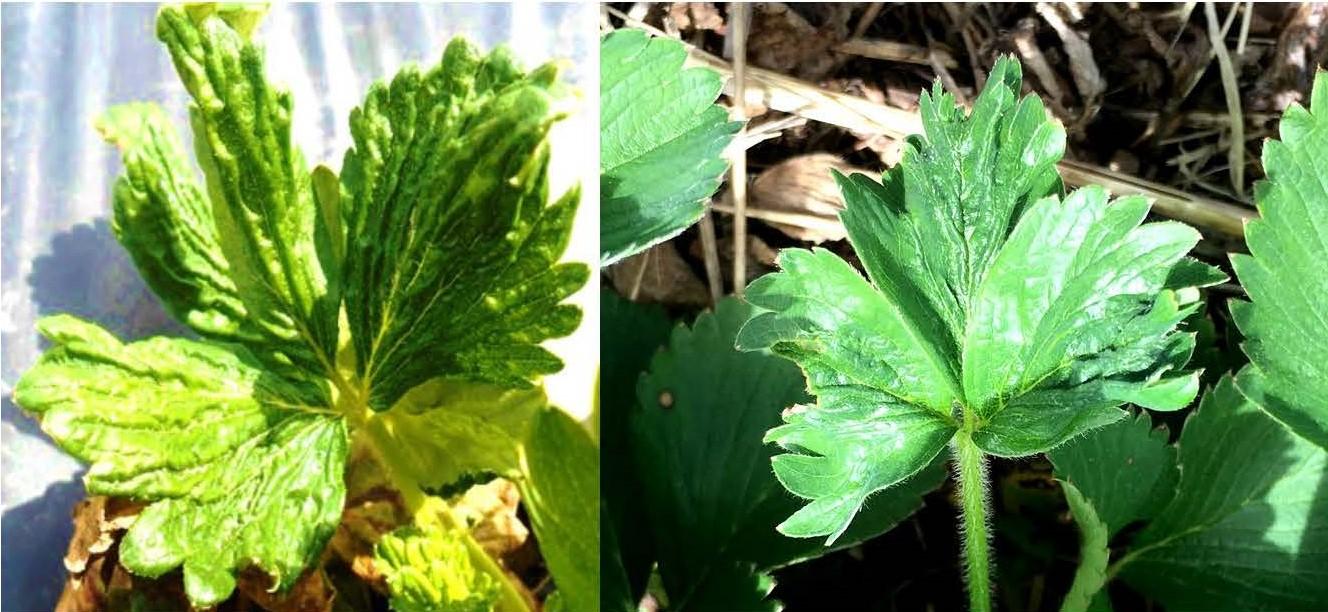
[604,3,1325,610]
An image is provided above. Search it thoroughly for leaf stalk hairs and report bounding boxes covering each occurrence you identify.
[955,410,992,612]
[12,4,588,608]
[737,55,1223,609]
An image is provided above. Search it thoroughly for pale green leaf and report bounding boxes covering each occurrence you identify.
[600,28,742,265]
[373,503,500,612]
[1059,481,1109,612]
[1048,412,1178,537]
[518,407,599,612]
[157,6,339,373]
[1230,70,1328,449]
[1115,376,1328,610]
[97,102,256,345]
[339,37,586,410]
[739,57,1217,539]
[638,299,944,609]
[13,316,347,607]
[365,379,546,491]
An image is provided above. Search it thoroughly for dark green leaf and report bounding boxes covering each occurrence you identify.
[600,289,674,611]
[1048,411,1178,537]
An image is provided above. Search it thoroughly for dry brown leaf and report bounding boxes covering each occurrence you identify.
[608,241,711,307]
[748,2,852,80]
[751,153,869,243]
[667,3,724,33]
[453,478,529,559]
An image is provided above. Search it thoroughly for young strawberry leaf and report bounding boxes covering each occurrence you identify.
[1048,411,1178,538]
[1110,376,1328,610]
[600,29,743,265]
[1230,70,1328,450]
[340,39,586,410]
[157,5,341,375]
[13,316,347,607]
[637,298,944,610]
[373,498,503,612]
[739,57,1221,545]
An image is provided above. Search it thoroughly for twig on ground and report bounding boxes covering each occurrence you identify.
[851,3,884,40]
[698,210,723,305]
[835,39,958,68]
[730,2,749,297]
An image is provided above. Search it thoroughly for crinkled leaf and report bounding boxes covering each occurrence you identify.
[518,407,599,612]
[97,102,257,345]
[600,289,673,610]
[1048,411,1178,537]
[1230,70,1328,449]
[157,6,339,374]
[600,28,742,265]
[640,299,944,609]
[373,501,500,612]
[12,316,347,607]
[364,379,546,491]
[340,37,585,410]
[1116,376,1328,610]
[740,57,1217,540]
[1059,481,1109,612]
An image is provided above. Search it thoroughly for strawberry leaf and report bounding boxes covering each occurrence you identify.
[638,299,944,609]
[739,57,1220,541]
[14,316,347,606]
[1114,376,1328,610]
[340,38,586,410]
[600,29,742,265]
[157,6,341,374]
[1230,69,1328,449]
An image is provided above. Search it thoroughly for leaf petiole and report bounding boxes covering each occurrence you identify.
[955,414,992,612]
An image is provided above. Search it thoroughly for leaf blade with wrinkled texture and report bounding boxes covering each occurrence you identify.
[13,316,347,607]
[339,38,585,410]
[97,102,255,345]
[600,29,742,265]
[157,6,339,374]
